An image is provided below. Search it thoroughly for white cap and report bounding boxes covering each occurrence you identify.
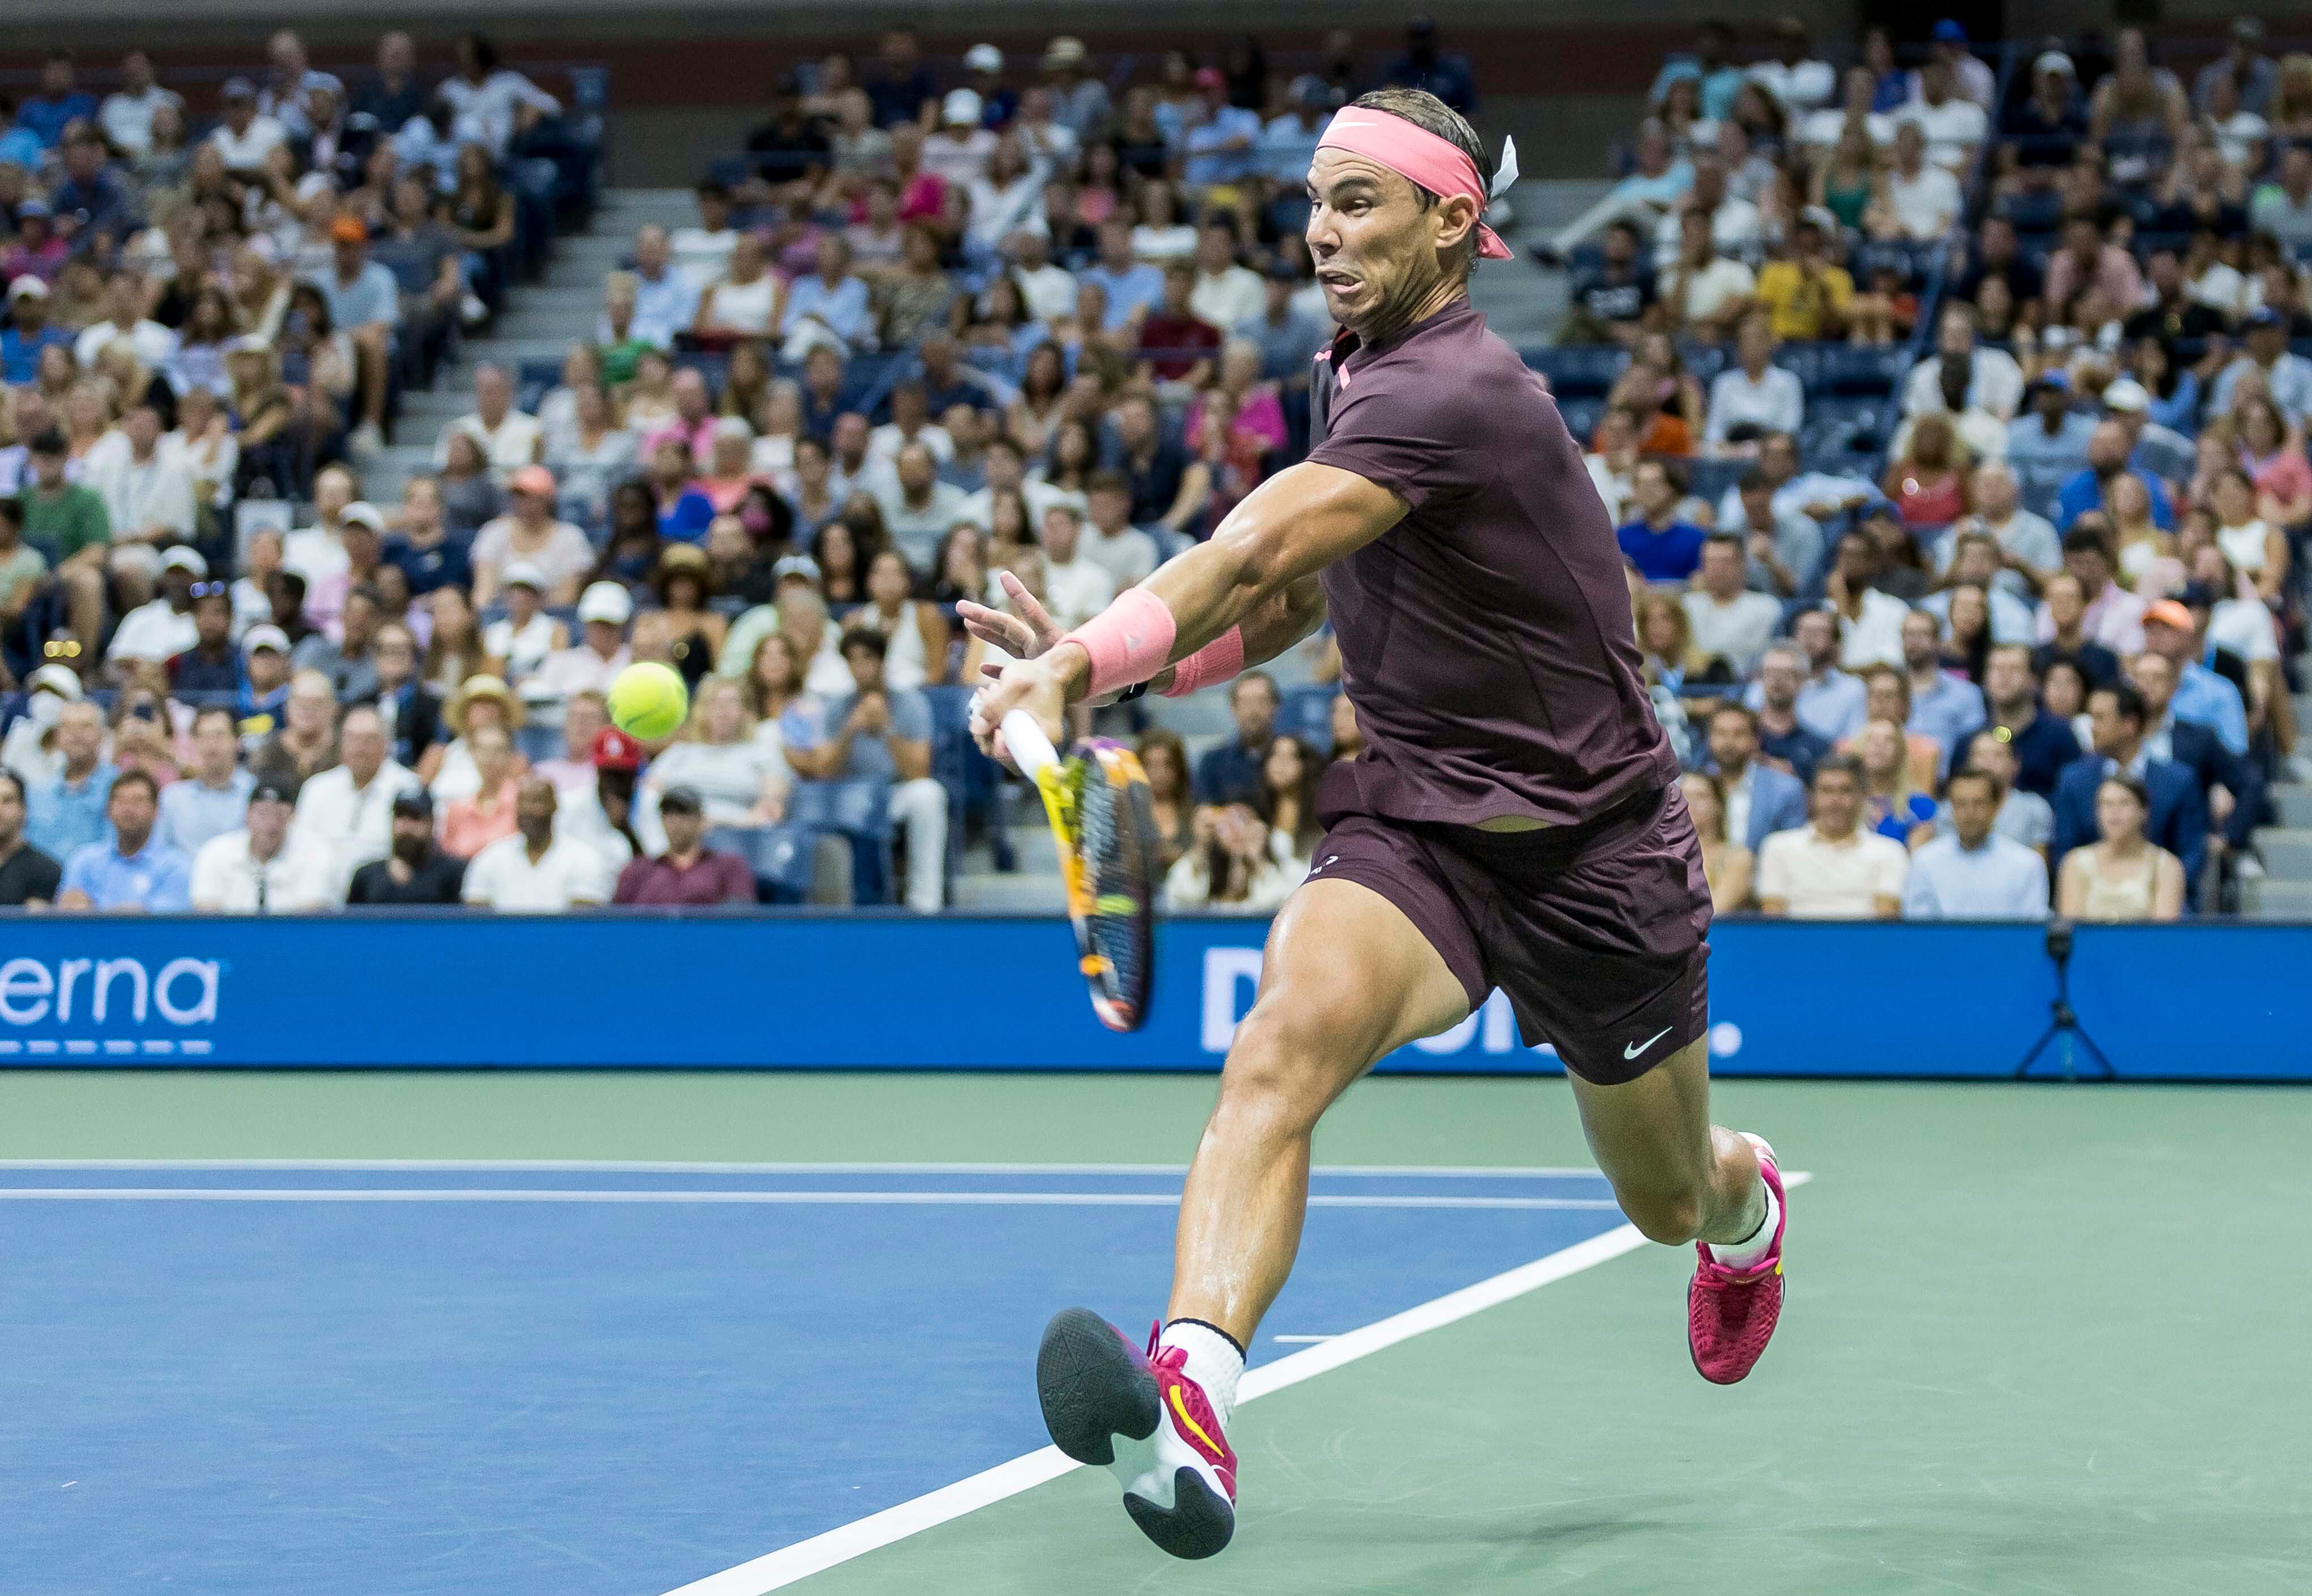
[2034,50,2076,78]
[27,663,82,700]
[501,559,547,591]
[711,414,755,442]
[243,623,291,656]
[943,88,984,126]
[577,581,635,625]
[2101,377,2151,413]
[964,44,1003,74]
[7,275,48,301]
[160,546,210,577]
[338,500,387,533]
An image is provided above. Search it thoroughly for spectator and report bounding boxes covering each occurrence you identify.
[1898,58,1988,173]
[1905,305,2024,420]
[875,442,969,573]
[2051,679,2205,885]
[462,775,607,911]
[2038,531,2148,659]
[1164,801,1299,913]
[1978,644,2083,798]
[1753,210,1851,341]
[2247,142,2312,257]
[368,621,445,769]
[1681,535,1780,676]
[438,722,522,859]
[2138,599,2249,757]
[1662,208,1755,341]
[20,428,109,662]
[1749,17,1836,114]
[1816,531,1906,668]
[642,676,789,840]
[784,627,946,913]
[533,690,610,797]
[867,29,938,130]
[351,31,431,134]
[1189,223,1263,334]
[343,789,463,904]
[614,785,756,906]
[471,466,591,608]
[1874,121,1961,242]
[1616,460,1708,582]
[2195,18,2274,115]
[99,49,182,158]
[1079,473,1161,591]
[1192,672,1280,807]
[2127,645,2260,863]
[2,278,73,384]
[251,668,342,792]
[58,771,190,912]
[156,705,257,858]
[190,780,331,912]
[2210,306,2312,422]
[236,625,296,737]
[1138,261,1223,389]
[1650,20,1742,124]
[309,216,399,453]
[621,228,700,350]
[1951,730,2055,856]
[1854,716,1938,848]
[1948,462,2062,599]
[0,769,62,906]
[73,269,176,370]
[435,364,543,476]
[1896,608,1988,761]
[290,703,420,893]
[1755,754,1909,918]
[1902,767,2050,920]
[777,233,873,361]
[1033,503,1117,632]
[2057,772,2185,922]
[2041,215,2144,333]
[1564,219,1657,347]
[1918,19,1995,109]
[24,701,115,864]
[1680,768,1753,914]
[108,546,208,674]
[1705,314,1803,454]
[1704,701,1809,854]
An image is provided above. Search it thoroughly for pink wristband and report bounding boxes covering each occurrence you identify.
[1160,627,1246,697]
[1059,585,1178,699]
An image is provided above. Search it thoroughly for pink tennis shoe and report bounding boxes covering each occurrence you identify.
[1687,1133,1787,1385]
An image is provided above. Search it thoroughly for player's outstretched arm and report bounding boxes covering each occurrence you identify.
[963,569,1329,692]
[973,464,1403,751]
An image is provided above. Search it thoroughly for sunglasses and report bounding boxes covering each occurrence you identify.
[189,581,228,598]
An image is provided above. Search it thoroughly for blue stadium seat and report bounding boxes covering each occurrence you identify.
[1677,342,1727,383]
[1681,458,1748,508]
[1527,346,1624,400]
[1817,346,1908,397]
[707,822,815,904]
[1555,397,1605,442]
[789,778,894,904]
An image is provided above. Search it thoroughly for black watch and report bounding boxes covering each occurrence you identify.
[1117,680,1152,703]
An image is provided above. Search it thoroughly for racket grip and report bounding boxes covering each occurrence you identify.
[1000,709,1061,780]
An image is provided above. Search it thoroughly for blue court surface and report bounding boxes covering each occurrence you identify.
[2,1160,1631,1596]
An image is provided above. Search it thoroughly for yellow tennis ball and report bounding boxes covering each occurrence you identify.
[607,662,688,742]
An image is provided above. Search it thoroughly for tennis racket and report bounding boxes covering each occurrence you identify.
[1001,710,1159,1033]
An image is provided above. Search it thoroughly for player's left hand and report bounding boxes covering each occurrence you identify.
[957,571,1062,662]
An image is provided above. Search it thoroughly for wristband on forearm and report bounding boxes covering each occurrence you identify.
[1158,627,1246,697]
[1057,586,1177,699]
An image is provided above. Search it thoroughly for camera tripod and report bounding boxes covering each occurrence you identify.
[2012,919,2116,1081]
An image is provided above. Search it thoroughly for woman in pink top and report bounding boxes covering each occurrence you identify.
[437,723,522,859]
[1883,413,1970,529]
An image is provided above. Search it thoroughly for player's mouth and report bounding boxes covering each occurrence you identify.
[1315,268,1360,297]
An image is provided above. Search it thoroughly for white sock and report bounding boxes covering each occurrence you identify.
[1706,1178,1780,1272]
[1160,1319,1245,1427]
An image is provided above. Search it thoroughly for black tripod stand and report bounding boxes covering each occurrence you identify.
[2013,920,2115,1081]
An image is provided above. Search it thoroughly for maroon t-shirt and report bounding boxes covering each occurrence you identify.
[1308,299,1676,829]
[1139,312,1222,380]
[614,850,757,906]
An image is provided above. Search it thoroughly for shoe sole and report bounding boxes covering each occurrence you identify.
[1037,1308,1235,1560]
[1037,1307,1158,1466]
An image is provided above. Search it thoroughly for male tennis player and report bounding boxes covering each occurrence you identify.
[967,88,1786,1561]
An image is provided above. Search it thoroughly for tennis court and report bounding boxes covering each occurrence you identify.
[6,1069,2305,1596]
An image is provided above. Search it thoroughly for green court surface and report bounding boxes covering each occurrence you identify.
[7,1070,2308,1595]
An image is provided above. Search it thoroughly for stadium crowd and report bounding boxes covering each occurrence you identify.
[0,19,2299,922]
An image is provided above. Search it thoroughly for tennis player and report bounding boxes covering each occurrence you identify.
[967,88,1787,1561]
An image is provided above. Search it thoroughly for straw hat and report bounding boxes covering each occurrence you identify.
[445,673,527,735]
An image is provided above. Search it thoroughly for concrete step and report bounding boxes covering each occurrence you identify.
[488,310,598,342]
[2253,827,2312,880]
[2240,878,2312,918]
[2271,784,2312,829]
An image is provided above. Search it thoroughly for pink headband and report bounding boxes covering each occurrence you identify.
[1315,107,1520,259]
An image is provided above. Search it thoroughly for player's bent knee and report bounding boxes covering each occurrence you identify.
[1214,998,1368,1134]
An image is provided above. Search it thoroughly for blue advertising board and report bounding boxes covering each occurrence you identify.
[0,914,2299,1080]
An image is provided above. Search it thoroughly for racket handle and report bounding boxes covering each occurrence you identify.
[1000,709,1061,780]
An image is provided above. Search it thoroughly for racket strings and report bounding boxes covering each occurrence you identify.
[1075,761,1151,1007]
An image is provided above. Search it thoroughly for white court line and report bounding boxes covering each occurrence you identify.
[0,1159,1610,1179]
[1270,1334,1336,1344]
[660,1171,1811,1596]
[0,1188,1621,1210]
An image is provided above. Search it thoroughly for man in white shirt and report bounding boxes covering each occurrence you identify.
[1007,229,1080,326]
[1187,223,1264,333]
[1036,503,1117,631]
[1651,154,1761,271]
[191,780,334,911]
[1923,527,2039,642]
[1080,473,1160,591]
[1681,535,1782,676]
[1747,20,1836,113]
[958,436,1077,532]
[1897,59,1988,174]
[99,51,182,157]
[1903,305,2025,420]
[463,776,608,909]
[75,270,178,370]
[1880,121,1962,242]
[618,228,700,349]
[670,184,739,291]
[527,583,635,715]
[1916,20,1996,109]
[1901,768,2049,920]
[875,442,970,574]
[88,405,197,568]
[291,705,420,895]
[208,78,287,176]
[1704,314,1804,450]
[433,364,544,477]
[282,466,363,597]
[1799,65,1894,156]
[158,707,258,857]
[866,384,955,466]
[107,546,207,675]
[922,90,998,188]
[1825,526,1913,670]
[1755,755,1909,918]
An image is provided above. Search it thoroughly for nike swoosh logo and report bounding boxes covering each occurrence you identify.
[1623,1025,1674,1061]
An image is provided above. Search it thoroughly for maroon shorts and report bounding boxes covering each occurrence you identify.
[1312,784,1713,1086]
